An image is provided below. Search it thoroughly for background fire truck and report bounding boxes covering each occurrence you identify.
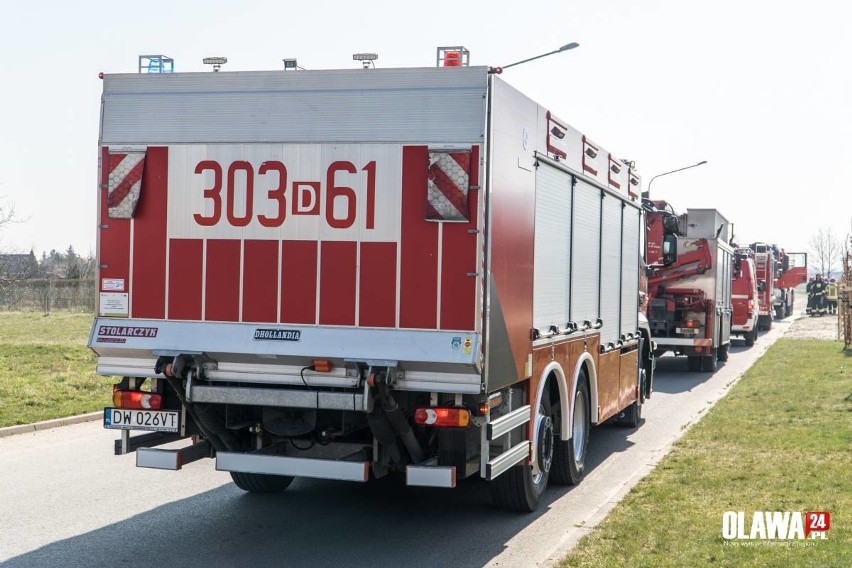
[749,243,807,328]
[772,247,807,319]
[730,247,759,346]
[90,49,654,512]
[643,202,733,372]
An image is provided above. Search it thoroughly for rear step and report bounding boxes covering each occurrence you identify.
[136,440,213,470]
[485,404,532,480]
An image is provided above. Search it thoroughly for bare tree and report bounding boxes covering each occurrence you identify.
[0,199,18,293]
[0,200,13,229]
[809,227,842,277]
[78,254,97,279]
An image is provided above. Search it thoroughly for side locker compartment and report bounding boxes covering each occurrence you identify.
[437,146,480,332]
[532,164,572,336]
[571,179,603,421]
[570,180,601,327]
[98,147,146,318]
[600,192,623,350]
[131,147,168,319]
[598,187,626,423]
[722,247,733,345]
[621,203,642,406]
[621,205,640,335]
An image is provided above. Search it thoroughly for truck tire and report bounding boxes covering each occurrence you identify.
[687,356,703,372]
[491,395,554,511]
[744,328,756,347]
[717,343,729,362]
[230,471,294,493]
[775,306,784,320]
[550,375,590,486]
[615,368,644,428]
[701,351,717,372]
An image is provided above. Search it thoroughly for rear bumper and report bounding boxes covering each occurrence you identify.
[215,452,458,488]
[89,318,483,394]
[217,452,371,482]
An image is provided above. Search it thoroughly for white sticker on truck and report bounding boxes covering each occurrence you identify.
[101,278,125,291]
[99,293,129,317]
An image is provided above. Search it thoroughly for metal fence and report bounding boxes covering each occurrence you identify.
[841,243,851,350]
[0,279,96,313]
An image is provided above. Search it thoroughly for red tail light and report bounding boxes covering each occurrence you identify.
[414,407,471,427]
[112,389,162,410]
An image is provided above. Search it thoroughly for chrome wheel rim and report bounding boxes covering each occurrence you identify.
[572,390,587,460]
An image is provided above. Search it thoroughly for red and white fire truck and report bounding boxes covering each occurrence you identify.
[749,243,808,326]
[750,243,777,330]
[643,202,733,372]
[90,49,653,512]
[772,247,808,318]
[730,247,759,346]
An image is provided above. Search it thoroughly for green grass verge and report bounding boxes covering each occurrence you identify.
[0,312,108,427]
[558,339,852,567]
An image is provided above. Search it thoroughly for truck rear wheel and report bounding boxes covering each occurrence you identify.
[550,375,590,485]
[687,356,702,372]
[230,471,294,494]
[701,351,717,372]
[490,397,553,512]
[744,328,757,347]
[717,343,729,362]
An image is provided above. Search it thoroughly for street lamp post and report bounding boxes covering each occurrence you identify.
[642,160,708,200]
[491,42,580,73]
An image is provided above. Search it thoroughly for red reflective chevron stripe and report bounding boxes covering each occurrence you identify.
[450,151,470,172]
[107,157,145,208]
[109,152,127,171]
[428,159,467,215]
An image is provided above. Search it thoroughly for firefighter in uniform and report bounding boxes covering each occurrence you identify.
[806,276,815,314]
[826,278,838,315]
[811,274,828,316]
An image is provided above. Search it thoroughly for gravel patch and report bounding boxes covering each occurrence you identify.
[784,312,842,341]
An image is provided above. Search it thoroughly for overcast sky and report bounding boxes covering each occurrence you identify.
[1,0,849,260]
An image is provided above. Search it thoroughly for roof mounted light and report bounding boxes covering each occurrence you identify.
[138,55,174,74]
[436,46,470,67]
[283,58,302,70]
[353,53,378,69]
[202,57,228,72]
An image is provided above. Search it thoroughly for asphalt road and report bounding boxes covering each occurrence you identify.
[0,317,796,568]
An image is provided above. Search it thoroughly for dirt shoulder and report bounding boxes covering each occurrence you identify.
[784,312,842,340]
